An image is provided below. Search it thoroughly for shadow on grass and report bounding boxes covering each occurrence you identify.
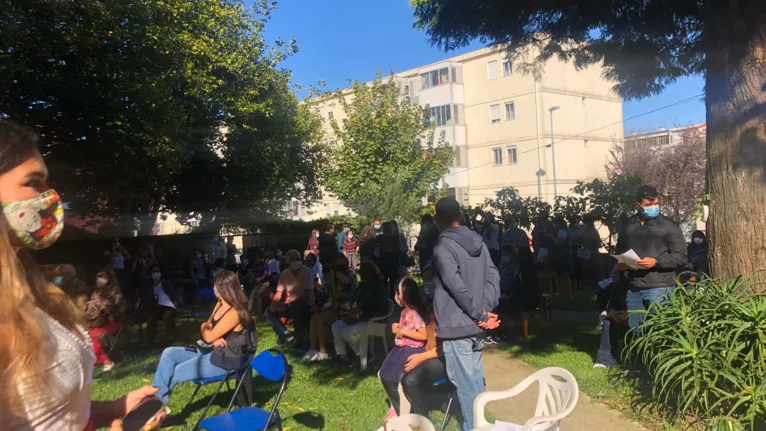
[291,411,325,429]
[498,320,599,363]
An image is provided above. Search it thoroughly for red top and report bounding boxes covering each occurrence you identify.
[343,239,358,253]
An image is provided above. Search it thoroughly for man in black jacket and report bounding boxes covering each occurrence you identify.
[616,185,687,329]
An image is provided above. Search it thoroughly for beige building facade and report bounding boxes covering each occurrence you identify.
[290,47,624,220]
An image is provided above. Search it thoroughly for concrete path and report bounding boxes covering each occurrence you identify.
[481,347,645,430]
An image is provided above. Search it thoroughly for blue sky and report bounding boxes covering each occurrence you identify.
[265,0,705,135]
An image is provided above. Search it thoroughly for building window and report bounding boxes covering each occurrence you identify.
[487,61,498,80]
[506,146,518,164]
[292,201,299,216]
[489,104,501,123]
[328,111,333,120]
[505,102,515,120]
[492,147,503,166]
[430,105,452,127]
[502,59,512,76]
[420,67,450,89]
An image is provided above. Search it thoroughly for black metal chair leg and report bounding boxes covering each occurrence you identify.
[440,395,453,431]
[184,384,203,411]
[194,379,227,430]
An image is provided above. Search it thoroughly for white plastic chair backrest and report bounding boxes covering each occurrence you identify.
[375,414,436,431]
[474,367,579,431]
[368,299,395,327]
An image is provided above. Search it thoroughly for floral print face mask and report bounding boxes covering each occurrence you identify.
[2,189,64,250]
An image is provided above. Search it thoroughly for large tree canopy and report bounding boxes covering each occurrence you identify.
[321,73,453,223]
[412,0,766,284]
[0,0,323,234]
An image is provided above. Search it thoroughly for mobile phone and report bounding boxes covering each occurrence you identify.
[121,396,169,431]
[185,344,198,352]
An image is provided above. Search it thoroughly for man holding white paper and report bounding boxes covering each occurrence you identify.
[615,185,687,329]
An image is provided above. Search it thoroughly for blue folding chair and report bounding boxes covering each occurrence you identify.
[432,378,454,431]
[199,349,289,431]
[184,367,249,428]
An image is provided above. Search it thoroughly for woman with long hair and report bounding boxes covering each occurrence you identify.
[151,270,254,403]
[0,120,157,430]
[86,267,126,371]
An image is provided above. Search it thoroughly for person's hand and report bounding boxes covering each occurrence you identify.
[404,352,426,373]
[213,338,227,348]
[391,322,401,334]
[636,257,657,269]
[478,312,501,330]
[617,262,630,271]
[109,419,123,431]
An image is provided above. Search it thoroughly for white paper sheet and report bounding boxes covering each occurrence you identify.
[610,249,642,270]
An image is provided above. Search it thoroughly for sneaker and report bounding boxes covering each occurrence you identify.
[302,349,319,361]
[485,335,498,345]
[277,333,295,347]
[311,352,330,362]
[102,362,115,372]
[593,363,608,369]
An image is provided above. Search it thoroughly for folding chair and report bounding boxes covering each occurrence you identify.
[432,378,455,431]
[185,367,249,428]
[358,299,395,370]
[106,298,140,357]
[199,349,289,431]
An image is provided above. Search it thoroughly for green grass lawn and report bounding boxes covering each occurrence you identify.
[503,322,693,431]
[550,289,598,312]
[92,318,459,431]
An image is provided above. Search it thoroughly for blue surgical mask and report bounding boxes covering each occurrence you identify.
[53,276,63,286]
[642,205,660,219]
[374,224,381,230]
[275,252,282,258]
[151,272,161,281]
[510,223,517,229]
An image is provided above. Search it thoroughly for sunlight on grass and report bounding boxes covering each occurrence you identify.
[91,319,461,430]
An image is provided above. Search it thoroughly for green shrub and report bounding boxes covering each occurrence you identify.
[624,276,766,429]
[706,417,745,431]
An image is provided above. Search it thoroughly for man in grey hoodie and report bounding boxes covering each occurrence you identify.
[433,197,501,431]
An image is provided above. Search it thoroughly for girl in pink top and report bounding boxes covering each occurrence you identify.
[379,277,429,420]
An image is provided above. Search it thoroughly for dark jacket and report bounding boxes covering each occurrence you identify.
[616,214,687,290]
[318,232,338,266]
[353,279,390,321]
[432,226,500,339]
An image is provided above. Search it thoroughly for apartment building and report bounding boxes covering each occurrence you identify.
[624,123,706,151]
[290,47,624,220]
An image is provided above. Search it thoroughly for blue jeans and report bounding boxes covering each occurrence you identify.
[443,336,485,431]
[627,286,675,329]
[151,347,226,403]
[264,300,312,344]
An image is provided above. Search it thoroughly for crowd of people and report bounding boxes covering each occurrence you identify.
[1,118,711,430]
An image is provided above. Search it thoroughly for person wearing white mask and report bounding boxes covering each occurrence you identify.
[264,250,315,348]
[137,263,177,347]
[85,268,125,371]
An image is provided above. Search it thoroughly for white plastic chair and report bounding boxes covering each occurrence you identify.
[375,414,436,431]
[358,299,394,370]
[473,367,579,431]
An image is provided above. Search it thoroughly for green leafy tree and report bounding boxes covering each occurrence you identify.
[481,187,551,229]
[1,0,323,234]
[322,72,453,223]
[553,194,588,223]
[571,174,643,246]
[411,0,766,283]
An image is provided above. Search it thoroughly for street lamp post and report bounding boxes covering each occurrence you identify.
[548,106,560,199]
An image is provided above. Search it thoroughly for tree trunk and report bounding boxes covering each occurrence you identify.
[704,0,766,287]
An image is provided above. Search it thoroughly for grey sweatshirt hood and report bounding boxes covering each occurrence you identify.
[439,225,483,257]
